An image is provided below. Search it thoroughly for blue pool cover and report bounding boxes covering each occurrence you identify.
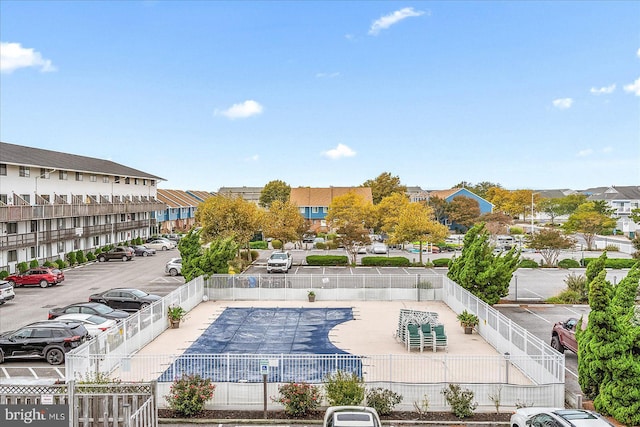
[159,307,362,383]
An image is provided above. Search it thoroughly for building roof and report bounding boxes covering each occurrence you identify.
[536,189,579,199]
[157,189,205,208]
[187,190,215,202]
[584,186,640,201]
[290,187,373,207]
[0,141,164,181]
[427,189,459,200]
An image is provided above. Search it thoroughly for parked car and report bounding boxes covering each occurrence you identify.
[369,242,388,254]
[145,239,176,251]
[510,408,614,427]
[0,321,89,365]
[165,258,182,276]
[131,245,156,257]
[97,246,134,262]
[89,288,161,312]
[0,280,15,305]
[165,234,183,242]
[323,406,382,427]
[302,234,316,243]
[6,267,65,288]
[54,313,117,337]
[267,251,293,273]
[48,302,130,321]
[551,318,584,354]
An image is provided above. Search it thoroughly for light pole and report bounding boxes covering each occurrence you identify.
[530,191,539,234]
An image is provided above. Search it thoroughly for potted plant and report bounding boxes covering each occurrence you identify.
[307,290,316,302]
[456,310,479,334]
[167,305,186,329]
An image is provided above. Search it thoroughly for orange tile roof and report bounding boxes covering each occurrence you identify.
[427,189,459,199]
[290,187,373,207]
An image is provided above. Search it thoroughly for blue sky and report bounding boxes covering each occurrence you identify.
[1,1,639,192]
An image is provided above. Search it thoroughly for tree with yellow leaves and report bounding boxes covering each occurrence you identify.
[391,202,449,265]
[262,200,306,247]
[326,191,374,264]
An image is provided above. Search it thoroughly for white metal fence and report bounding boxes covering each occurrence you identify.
[66,273,565,411]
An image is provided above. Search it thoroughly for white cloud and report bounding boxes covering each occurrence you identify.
[316,72,340,79]
[552,98,573,109]
[623,77,640,96]
[589,84,616,95]
[0,42,56,74]
[578,148,593,157]
[368,7,426,36]
[322,143,356,159]
[214,100,263,119]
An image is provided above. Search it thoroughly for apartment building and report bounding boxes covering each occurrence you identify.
[0,142,166,272]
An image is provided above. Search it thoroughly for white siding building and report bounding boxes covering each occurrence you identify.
[0,142,166,273]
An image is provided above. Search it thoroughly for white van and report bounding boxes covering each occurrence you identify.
[323,406,382,427]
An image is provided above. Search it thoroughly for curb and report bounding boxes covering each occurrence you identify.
[159,418,510,426]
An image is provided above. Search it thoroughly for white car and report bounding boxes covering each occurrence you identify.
[145,239,176,251]
[0,280,15,305]
[267,251,292,273]
[165,258,182,276]
[323,406,382,427]
[54,313,117,337]
[369,242,388,254]
[510,408,614,427]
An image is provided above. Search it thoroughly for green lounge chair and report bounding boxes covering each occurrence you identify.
[434,324,448,351]
[406,323,423,352]
[421,323,435,352]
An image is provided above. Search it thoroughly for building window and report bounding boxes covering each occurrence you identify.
[59,170,68,180]
[73,239,80,250]
[323,207,328,213]
[57,218,65,229]
[72,217,80,227]
[151,180,156,186]
[125,177,130,184]
[30,247,36,258]
[312,207,319,213]
[40,168,51,179]
[31,220,37,232]
[7,223,17,234]
[0,163,6,175]
[105,234,111,244]
[19,166,30,177]
[102,175,109,183]
[0,194,7,204]
[57,241,65,253]
[105,215,111,224]
[134,178,139,185]
[90,174,97,182]
[41,194,50,203]
[58,194,67,203]
[143,179,148,185]
[114,176,120,183]
[20,194,30,204]
[299,207,305,214]
[75,172,83,181]
[8,250,17,262]
[120,214,126,222]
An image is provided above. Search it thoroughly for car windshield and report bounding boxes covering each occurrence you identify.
[86,315,108,324]
[130,289,148,298]
[271,253,287,260]
[91,304,114,314]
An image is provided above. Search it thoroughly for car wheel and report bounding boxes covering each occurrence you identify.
[45,347,65,365]
[142,252,148,257]
[8,280,17,288]
[162,246,168,251]
[0,349,4,364]
[169,268,178,277]
[98,256,106,262]
[122,255,128,262]
[39,280,49,288]
[140,302,150,310]
[551,335,565,353]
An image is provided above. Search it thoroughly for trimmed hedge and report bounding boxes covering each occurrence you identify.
[249,241,268,249]
[361,257,410,267]
[582,258,639,269]
[558,258,580,269]
[306,255,349,266]
[271,240,283,249]
[432,258,451,267]
[518,259,539,268]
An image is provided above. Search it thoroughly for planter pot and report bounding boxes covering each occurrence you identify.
[169,319,181,329]
[308,295,316,302]
[463,326,473,334]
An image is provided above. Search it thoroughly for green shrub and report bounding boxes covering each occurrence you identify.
[441,384,477,419]
[86,252,96,261]
[582,258,639,269]
[17,262,29,273]
[29,259,39,268]
[324,370,365,406]
[361,257,410,267]
[327,241,340,250]
[365,387,403,416]
[55,259,67,269]
[0,270,8,279]
[306,255,349,266]
[558,258,580,269]
[271,239,283,249]
[271,382,322,417]
[165,374,215,417]
[432,258,451,267]
[518,259,539,268]
[314,242,327,250]
[66,252,77,265]
[76,250,86,264]
[249,241,268,249]
[604,244,619,252]
[564,272,588,301]
[250,250,259,261]
[510,227,524,235]
[43,261,55,267]
[547,290,582,304]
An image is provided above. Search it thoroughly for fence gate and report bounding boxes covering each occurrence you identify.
[0,381,156,427]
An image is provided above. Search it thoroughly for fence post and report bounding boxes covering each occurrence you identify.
[122,403,131,427]
[68,379,75,427]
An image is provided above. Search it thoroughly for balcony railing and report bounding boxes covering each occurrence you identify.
[0,201,166,222]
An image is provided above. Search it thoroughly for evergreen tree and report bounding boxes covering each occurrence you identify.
[179,229,204,282]
[447,223,520,304]
[585,251,607,283]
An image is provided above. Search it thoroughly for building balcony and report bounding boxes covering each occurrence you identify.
[0,200,166,222]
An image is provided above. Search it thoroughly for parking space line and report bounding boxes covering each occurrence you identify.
[563,307,584,316]
[523,308,552,324]
[523,288,546,299]
[28,367,38,378]
[54,368,65,378]
[2,367,10,378]
[566,367,578,378]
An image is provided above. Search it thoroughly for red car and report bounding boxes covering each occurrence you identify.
[6,267,65,288]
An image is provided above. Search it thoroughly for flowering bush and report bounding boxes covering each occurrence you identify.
[165,374,215,416]
[271,382,322,417]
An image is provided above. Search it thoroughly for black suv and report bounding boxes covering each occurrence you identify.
[0,321,89,365]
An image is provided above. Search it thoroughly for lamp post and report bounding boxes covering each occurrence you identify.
[530,191,539,234]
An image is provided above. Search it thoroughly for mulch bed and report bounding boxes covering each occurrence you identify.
[158,409,512,422]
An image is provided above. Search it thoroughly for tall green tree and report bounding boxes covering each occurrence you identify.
[453,181,502,199]
[362,172,406,205]
[563,203,616,250]
[447,223,520,304]
[259,180,291,208]
[426,195,448,224]
[178,230,238,280]
[446,196,481,230]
